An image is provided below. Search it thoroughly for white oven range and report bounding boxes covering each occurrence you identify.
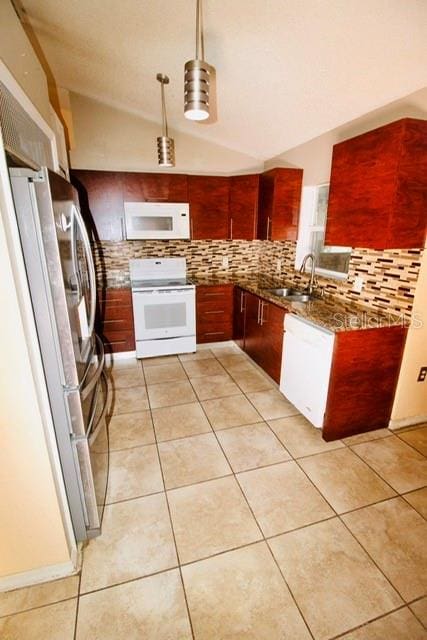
[130,258,196,358]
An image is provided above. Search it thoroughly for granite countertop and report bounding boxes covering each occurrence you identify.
[101,271,404,333]
[191,272,404,333]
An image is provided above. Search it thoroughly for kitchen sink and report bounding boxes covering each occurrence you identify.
[263,288,314,302]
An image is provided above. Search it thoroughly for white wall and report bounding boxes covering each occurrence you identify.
[69,92,263,175]
[0,1,73,586]
[265,87,427,184]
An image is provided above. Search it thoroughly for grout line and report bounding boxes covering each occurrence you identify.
[0,592,80,622]
[73,572,82,640]
[145,368,196,640]
[78,565,180,599]
[328,602,416,639]
[183,358,315,639]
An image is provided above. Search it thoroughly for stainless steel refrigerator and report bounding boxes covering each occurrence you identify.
[9,167,109,542]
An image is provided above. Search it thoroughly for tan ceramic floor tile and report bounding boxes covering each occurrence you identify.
[410,597,427,628]
[190,373,241,401]
[210,345,241,357]
[216,423,290,472]
[342,497,427,601]
[269,414,345,458]
[147,380,197,409]
[76,570,192,640]
[143,362,187,385]
[182,542,311,640]
[342,428,393,445]
[340,608,427,640]
[299,448,395,513]
[238,461,334,536]
[151,402,211,441]
[397,425,427,456]
[351,435,427,493]
[403,487,427,519]
[0,599,77,640]
[201,394,262,430]
[108,411,154,450]
[110,366,145,389]
[168,476,261,564]
[0,576,79,618]
[112,386,149,414]
[216,353,251,370]
[107,444,163,503]
[179,349,214,361]
[246,389,299,420]
[182,358,225,378]
[142,355,179,367]
[269,518,402,640]
[80,494,177,593]
[159,433,231,489]
[230,368,274,393]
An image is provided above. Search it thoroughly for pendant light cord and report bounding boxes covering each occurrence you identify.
[160,81,168,137]
[195,0,204,61]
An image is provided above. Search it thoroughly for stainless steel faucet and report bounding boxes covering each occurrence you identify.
[299,253,317,295]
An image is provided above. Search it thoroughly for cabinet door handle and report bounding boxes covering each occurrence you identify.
[260,301,267,325]
[191,218,194,239]
[266,217,271,240]
[205,310,224,315]
[257,299,261,324]
[202,292,224,297]
[240,291,246,313]
[230,217,233,240]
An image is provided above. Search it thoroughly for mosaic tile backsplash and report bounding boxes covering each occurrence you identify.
[94,239,423,318]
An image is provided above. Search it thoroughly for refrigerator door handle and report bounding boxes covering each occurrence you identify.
[81,334,105,401]
[72,203,96,336]
[88,371,110,446]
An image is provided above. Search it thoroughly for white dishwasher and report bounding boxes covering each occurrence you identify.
[280,314,335,429]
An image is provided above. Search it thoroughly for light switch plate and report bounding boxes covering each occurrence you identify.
[276,259,282,273]
[353,276,364,293]
[222,256,229,269]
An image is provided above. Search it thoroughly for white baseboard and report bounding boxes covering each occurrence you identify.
[388,414,427,430]
[104,350,136,365]
[0,557,79,593]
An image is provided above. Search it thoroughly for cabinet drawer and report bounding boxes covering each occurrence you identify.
[99,330,135,353]
[101,304,134,322]
[197,322,233,343]
[197,308,233,325]
[196,285,233,302]
[98,317,134,332]
[97,289,132,305]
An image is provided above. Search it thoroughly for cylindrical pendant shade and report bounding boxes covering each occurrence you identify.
[157,135,175,167]
[184,59,210,121]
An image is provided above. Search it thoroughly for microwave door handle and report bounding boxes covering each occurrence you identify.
[72,204,96,336]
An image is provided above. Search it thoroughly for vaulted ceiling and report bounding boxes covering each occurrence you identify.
[20,0,427,161]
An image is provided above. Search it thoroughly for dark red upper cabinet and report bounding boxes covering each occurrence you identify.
[188,175,230,240]
[122,172,188,202]
[71,170,124,241]
[229,174,259,240]
[257,168,303,241]
[325,118,427,249]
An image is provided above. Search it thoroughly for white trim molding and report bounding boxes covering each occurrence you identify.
[388,414,427,430]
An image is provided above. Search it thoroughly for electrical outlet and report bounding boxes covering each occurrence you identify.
[276,259,282,273]
[222,256,229,269]
[417,366,427,382]
[352,276,364,293]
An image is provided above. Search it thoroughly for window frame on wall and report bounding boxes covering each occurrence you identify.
[296,183,352,280]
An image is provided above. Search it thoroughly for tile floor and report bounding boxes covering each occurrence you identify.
[1,344,427,640]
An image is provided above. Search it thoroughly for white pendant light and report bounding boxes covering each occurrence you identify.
[156,73,175,167]
[184,0,214,121]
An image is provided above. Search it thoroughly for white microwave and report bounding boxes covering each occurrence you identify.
[124,202,190,240]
